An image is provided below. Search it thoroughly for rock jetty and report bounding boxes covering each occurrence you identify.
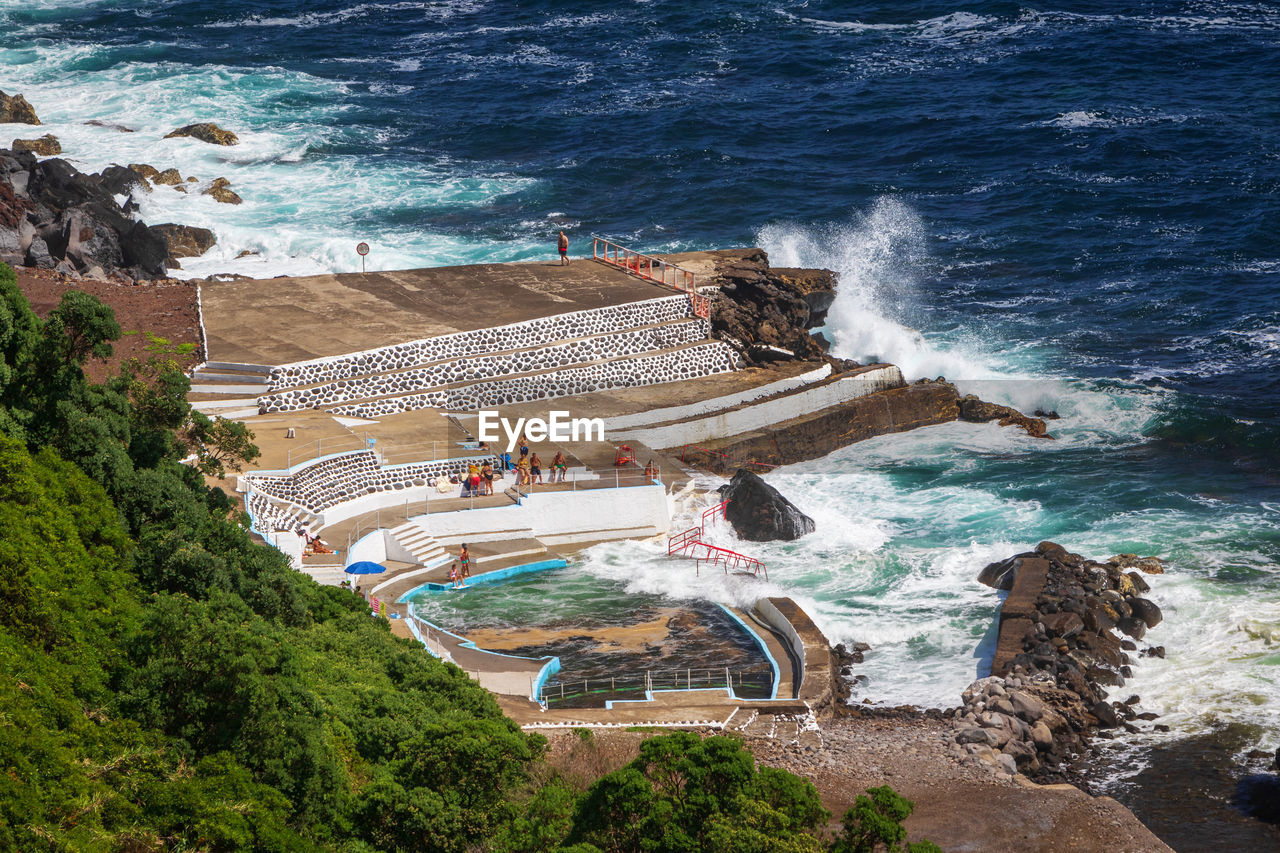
[945,542,1166,779]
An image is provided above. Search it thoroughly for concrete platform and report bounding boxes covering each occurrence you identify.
[200,260,681,366]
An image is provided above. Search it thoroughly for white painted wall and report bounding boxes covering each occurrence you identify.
[271,531,304,570]
[756,597,807,688]
[416,484,670,542]
[347,529,388,565]
[606,364,832,429]
[616,366,904,449]
[316,485,432,527]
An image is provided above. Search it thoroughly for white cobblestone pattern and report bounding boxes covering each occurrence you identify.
[245,450,498,514]
[245,490,306,535]
[258,318,710,414]
[267,294,695,391]
[328,342,744,419]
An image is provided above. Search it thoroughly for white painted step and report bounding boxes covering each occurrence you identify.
[388,521,452,567]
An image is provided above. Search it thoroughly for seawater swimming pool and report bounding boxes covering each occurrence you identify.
[404,562,774,708]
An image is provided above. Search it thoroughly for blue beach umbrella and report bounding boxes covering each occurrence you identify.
[344,561,386,576]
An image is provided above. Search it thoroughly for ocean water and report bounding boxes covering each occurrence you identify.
[4,0,1278,844]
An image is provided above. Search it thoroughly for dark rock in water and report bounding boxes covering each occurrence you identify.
[1116,616,1148,640]
[1130,597,1163,628]
[128,163,161,183]
[1092,700,1121,728]
[978,555,1022,590]
[0,91,40,124]
[958,394,1053,438]
[152,223,216,259]
[164,122,239,145]
[12,134,60,155]
[1034,409,1060,419]
[203,176,242,205]
[99,165,149,196]
[717,468,814,542]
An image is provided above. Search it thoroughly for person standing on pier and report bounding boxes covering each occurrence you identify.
[557,230,569,265]
[459,544,471,579]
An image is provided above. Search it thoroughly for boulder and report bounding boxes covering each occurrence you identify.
[0,91,40,124]
[119,222,168,276]
[151,223,216,259]
[154,168,183,186]
[718,468,815,542]
[25,235,54,269]
[128,163,162,183]
[1130,597,1163,628]
[203,177,242,205]
[12,134,61,155]
[99,165,150,196]
[164,122,239,145]
[978,555,1025,590]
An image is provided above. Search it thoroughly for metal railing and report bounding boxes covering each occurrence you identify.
[538,665,773,706]
[592,237,710,319]
[593,237,696,291]
[666,499,768,579]
[679,444,779,471]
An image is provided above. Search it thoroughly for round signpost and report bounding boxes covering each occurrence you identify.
[356,241,370,274]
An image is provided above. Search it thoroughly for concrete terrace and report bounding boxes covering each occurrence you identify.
[198,249,867,724]
[201,259,679,365]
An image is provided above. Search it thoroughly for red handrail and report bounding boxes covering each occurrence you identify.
[702,499,728,528]
[679,444,778,470]
[592,237,700,297]
[668,526,702,556]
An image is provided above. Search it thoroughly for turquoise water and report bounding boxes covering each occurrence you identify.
[4,2,1279,838]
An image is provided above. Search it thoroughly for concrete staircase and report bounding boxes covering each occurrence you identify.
[387,520,451,568]
[190,361,273,418]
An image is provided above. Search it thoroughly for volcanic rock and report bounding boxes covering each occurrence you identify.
[707,248,833,363]
[12,134,61,156]
[164,122,239,145]
[203,177,243,205]
[98,165,149,196]
[154,168,183,186]
[0,91,40,125]
[958,394,1052,438]
[128,163,162,183]
[718,468,815,542]
[152,223,216,259]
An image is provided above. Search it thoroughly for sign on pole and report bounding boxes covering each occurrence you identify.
[356,241,370,274]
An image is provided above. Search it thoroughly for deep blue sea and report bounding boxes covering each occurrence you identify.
[4,1,1279,846]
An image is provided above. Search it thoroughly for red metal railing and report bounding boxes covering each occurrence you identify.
[702,499,728,528]
[679,445,779,471]
[666,499,766,579]
[592,237,710,319]
[668,526,702,556]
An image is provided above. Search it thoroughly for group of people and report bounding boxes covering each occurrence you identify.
[461,460,497,497]
[509,438,569,486]
[447,543,471,588]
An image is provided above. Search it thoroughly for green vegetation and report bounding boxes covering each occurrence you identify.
[0,263,941,852]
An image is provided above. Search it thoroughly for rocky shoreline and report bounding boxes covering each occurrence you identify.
[2,90,239,281]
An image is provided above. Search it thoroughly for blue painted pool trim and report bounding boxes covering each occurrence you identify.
[404,601,561,703]
[395,558,568,602]
[716,603,780,701]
